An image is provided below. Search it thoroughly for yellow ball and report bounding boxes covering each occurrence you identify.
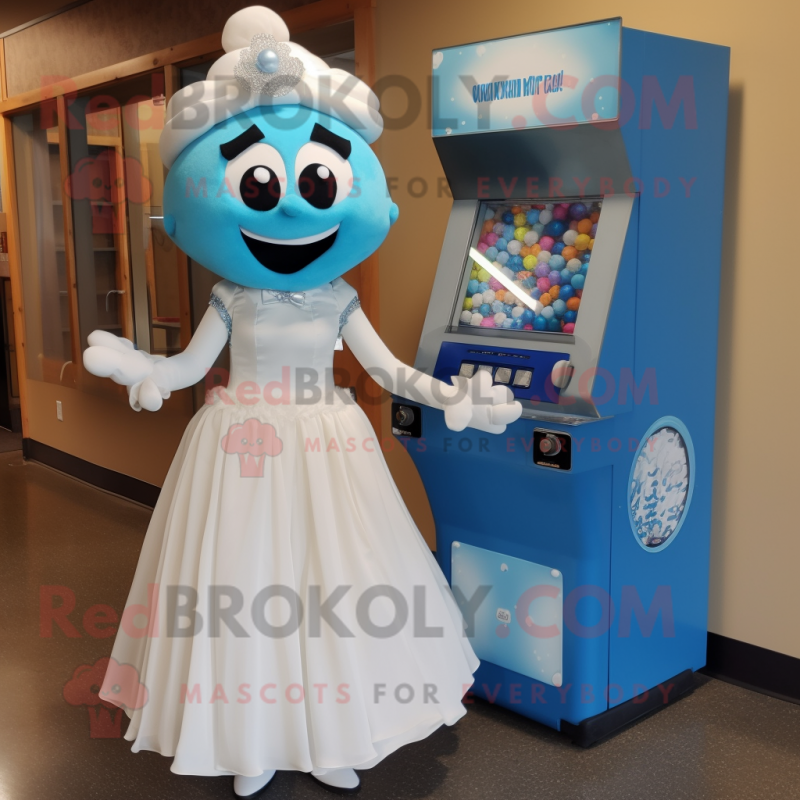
[513,213,527,227]
[523,254,537,270]
[575,233,591,251]
[588,237,595,250]
[514,226,528,241]
[471,269,479,279]
[463,297,473,310]
[477,268,491,282]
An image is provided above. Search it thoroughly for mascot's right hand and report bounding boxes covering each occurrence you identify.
[83,331,170,412]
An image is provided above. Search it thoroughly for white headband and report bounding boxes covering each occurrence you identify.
[159,5,383,168]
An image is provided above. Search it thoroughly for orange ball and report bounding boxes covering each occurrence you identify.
[531,243,541,256]
[517,272,531,280]
[549,285,560,299]
[483,220,494,233]
[577,218,592,234]
[511,205,522,214]
[590,211,600,223]
[520,246,531,258]
[495,289,506,302]
[566,297,581,311]
[561,245,577,261]
[540,292,552,307]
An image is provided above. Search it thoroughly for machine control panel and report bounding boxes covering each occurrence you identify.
[435,342,569,402]
[533,429,572,471]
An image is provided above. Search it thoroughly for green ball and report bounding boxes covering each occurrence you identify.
[463,297,473,310]
[477,268,491,282]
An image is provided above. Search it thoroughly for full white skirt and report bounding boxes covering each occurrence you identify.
[102,390,478,776]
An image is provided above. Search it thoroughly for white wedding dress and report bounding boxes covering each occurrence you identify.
[102,277,479,777]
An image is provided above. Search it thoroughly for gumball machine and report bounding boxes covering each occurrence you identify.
[393,19,730,744]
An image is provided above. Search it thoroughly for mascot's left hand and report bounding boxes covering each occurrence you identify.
[439,368,522,434]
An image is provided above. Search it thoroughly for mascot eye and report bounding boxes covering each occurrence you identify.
[295,141,352,209]
[224,142,286,210]
[298,164,337,209]
[240,166,282,211]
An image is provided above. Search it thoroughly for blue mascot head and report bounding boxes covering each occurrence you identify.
[160,6,398,292]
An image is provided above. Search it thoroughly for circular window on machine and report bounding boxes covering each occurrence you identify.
[628,417,695,552]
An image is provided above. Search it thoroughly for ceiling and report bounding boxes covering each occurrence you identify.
[0,0,91,38]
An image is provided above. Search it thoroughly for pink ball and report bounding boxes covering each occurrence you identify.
[523,324,533,330]
[569,220,579,230]
[539,236,555,251]
[477,242,489,254]
[486,233,498,245]
[489,277,503,291]
[562,323,575,333]
[559,202,570,209]
[480,317,496,328]
[552,206,568,221]
[536,277,551,293]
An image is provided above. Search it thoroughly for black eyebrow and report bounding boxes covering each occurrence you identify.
[310,123,352,159]
[220,124,265,160]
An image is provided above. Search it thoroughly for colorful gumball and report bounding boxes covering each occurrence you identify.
[539,235,555,252]
[470,312,483,326]
[513,213,527,226]
[561,245,578,261]
[540,292,552,307]
[468,279,480,294]
[480,316,495,327]
[460,310,472,324]
[549,254,566,270]
[496,238,509,251]
[477,269,491,282]
[552,205,568,221]
[548,270,562,286]
[564,309,577,323]
[562,322,575,333]
[538,208,553,225]
[503,224,515,240]
[574,233,590,251]
[511,205,522,214]
[535,264,550,278]
[492,300,504,313]
[502,212,514,224]
[533,222,545,235]
[521,308,535,324]
[546,220,567,238]
[566,297,581,311]
[514,226,528,241]
[549,284,560,299]
[509,255,523,271]
[559,284,574,302]
[494,312,507,325]
[480,303,492,316]
[492,223,504,235]
[567,258,582,273]
[562,229,578,246]
[496,251,509,265]
[507,239,522,255]
[537,251,552,263]
[533,316,547,331]
[477,242,488,254]
[537,277,551,294]
[541,305,555,320]
[547,317,561,332]
[569,202,588,219]
[463,297,473,311]
[552,299,566,317]
[526,210,540,225]
[571,274,585,290]
[486,232,498,246]
[485,246,498,261]
[577,218,592,234]
[523,254,537,271]
[552,241,565,256]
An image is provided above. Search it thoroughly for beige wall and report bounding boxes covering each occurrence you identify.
[374,0,800,660]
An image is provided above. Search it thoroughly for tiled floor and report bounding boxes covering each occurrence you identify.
[1,451,799,799]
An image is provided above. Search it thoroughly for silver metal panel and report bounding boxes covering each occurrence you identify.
[415,194,634,420]
[434,125,631,201]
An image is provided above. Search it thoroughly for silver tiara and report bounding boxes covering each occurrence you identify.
[234,33,304,98]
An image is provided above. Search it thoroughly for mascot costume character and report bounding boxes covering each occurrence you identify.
[84,6,521,796]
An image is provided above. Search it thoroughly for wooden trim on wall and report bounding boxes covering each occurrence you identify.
[0,116,30,436]
[56,94,82,374]
[0,38,8,102]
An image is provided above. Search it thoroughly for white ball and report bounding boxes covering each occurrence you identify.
[567,258,581,272]
[537,250,552,263]
[494,312,507,325]
[538,209,553,225]
[472,292,483,306]
[483,290,496,304]
[523,230,539,246]
[506,240,522,256]
[460,310,473,324]
[512,306,524,318]
[470,312,483,326]
[562,229,578,246]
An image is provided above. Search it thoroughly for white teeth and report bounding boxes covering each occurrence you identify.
[240,224,339,246]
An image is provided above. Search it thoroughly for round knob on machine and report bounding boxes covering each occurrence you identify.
[539,434,562,457]
[395,406,415,427]
[551,359,572,389]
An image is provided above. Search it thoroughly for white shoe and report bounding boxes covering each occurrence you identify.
[233,770,277,798]
[310,767,360,793]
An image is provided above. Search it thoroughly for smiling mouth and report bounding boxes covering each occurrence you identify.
[240,225,339,274]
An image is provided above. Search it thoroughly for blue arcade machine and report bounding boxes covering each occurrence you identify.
[392,20,729,745]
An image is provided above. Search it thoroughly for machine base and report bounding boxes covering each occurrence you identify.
[560,669,696,747]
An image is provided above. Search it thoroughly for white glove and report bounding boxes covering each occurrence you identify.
[440,368,522,434]
[83,331,170,412]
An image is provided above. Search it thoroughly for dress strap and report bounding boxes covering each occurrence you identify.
[338,295,361,337]
[209,293,233,346]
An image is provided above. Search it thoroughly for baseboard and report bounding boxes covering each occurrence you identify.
[22,438,160,508]
[703,632,800,705]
